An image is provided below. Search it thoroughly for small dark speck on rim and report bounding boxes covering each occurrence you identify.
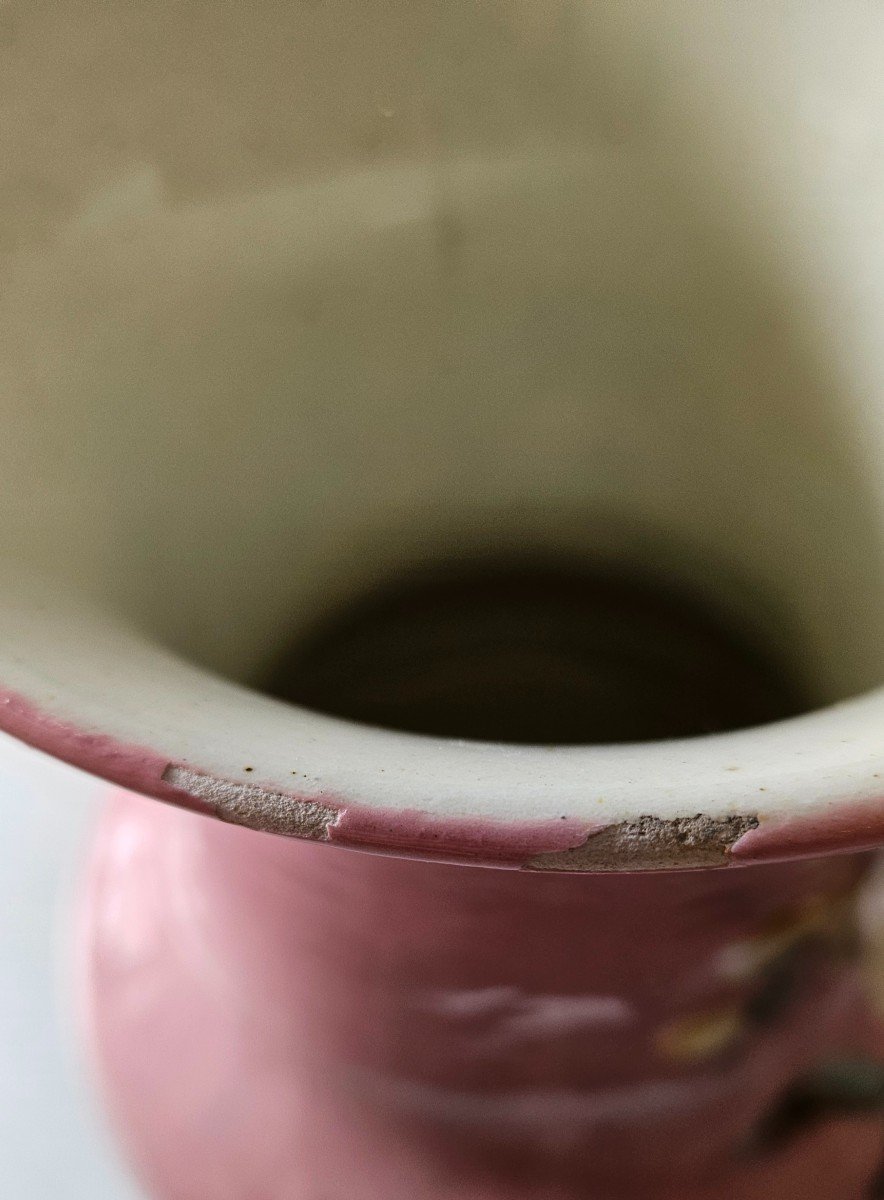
[244,767,254,772]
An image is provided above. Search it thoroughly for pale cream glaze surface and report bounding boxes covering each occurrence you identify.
[0,1,881,858]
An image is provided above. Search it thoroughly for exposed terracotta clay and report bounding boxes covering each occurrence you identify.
[161,764,339,839]
[528,813,760,871]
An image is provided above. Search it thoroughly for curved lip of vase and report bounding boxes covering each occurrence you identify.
[0,575,882,872]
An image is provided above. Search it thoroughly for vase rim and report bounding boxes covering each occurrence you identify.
[1,572,881,872]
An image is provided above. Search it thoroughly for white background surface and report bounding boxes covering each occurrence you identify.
[0,731,143,1199]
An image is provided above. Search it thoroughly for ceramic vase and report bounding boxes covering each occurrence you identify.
[0,3,882,1195]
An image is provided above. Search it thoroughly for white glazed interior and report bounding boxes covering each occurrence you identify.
[0,2,882,831]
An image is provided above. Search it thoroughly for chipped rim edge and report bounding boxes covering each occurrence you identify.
[1,684,883,873]
[0,568,881,874]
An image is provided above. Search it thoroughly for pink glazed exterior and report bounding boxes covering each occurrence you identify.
[79,792,884,1200]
